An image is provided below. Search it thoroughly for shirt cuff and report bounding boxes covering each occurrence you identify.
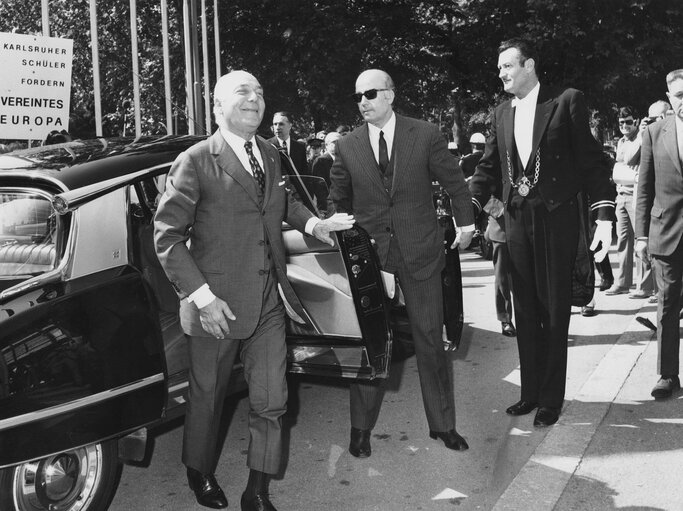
[188,283,216,309]
[458,223,475,232]
[305,217,320,235]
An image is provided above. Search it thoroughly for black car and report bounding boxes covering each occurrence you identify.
[0,136,462,511]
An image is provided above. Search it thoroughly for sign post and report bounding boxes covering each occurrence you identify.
[0,32,73,141]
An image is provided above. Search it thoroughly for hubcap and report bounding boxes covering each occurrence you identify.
[12,444,103,511]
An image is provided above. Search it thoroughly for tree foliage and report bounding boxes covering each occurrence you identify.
[1,0,681,142]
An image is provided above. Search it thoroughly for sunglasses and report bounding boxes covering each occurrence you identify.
[351,88,391,103]
[618,119,634,126]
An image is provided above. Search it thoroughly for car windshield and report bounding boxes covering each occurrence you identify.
[0,191,57,277]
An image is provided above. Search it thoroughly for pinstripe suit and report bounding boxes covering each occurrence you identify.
[154,131,313,475]
[330,114,474,433]
[636,116,683,377]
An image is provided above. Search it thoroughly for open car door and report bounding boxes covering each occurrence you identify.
[279,156,392,381]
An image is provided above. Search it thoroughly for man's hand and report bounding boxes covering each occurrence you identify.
[635,239,650,264]
[199,297,236,339]
[590,220,613,263]
[312,212,356,246]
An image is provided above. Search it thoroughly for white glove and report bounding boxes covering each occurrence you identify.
[590,220,612,263]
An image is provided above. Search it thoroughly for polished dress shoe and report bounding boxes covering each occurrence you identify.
[505,400,537,416]
[241,491,277,511]
[533,407,561,427]
[599,279,614,291]
[501,321,516,337]
[651,375,680,399]
[429,429,469,451]
[581,304,596,317]
[349,427,371,458]
[187,467,228,509]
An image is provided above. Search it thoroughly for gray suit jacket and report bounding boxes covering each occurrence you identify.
[329,114,474,280]
[636,116,683,256]
[154,130,314,338]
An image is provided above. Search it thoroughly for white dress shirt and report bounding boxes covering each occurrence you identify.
[512,81,540,168]
[276,137,289,154]
[367,113,396,164]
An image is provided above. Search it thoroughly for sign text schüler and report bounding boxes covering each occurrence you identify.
[0,32,73,140]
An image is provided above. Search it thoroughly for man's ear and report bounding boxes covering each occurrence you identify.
[524,58,535,73]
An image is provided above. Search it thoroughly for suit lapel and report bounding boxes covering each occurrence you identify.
[210,130,259,205]
[390,115,416,196]
[530,85,557,168]
[353,123,387,192]
[256,136,277,206]
[661,117,682,175]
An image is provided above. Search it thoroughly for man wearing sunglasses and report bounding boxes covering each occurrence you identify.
[329,69,476,458]
[606,106,655,300]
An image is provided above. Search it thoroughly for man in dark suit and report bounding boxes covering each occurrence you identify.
[635,69,683,400]
[268,111,308,175]
[469,38,615,427]
[311,131,342,186]
[329,69,475,458]
[154,70,353,510]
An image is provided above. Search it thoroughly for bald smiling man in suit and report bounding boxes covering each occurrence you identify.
[155,70,353,510]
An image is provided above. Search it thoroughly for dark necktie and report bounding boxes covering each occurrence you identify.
[244,141,266,192]
[378,130,389,173]
[280,139,287,154]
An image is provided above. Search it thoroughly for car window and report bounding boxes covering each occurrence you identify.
[0,191,58,277]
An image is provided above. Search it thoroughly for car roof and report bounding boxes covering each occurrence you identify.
[0,135,205,191]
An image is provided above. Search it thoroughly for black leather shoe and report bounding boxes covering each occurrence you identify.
[187,467,228,509]
[501,322,517,337]
[349,427,371,458]
[533,407,561,427]
[651,375,680,399]
[505,400,537,416]
[429,429,469,451]
[241,491,277,511]
[599,279,614,291]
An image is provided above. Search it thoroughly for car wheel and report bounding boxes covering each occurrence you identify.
[0,440,121,511]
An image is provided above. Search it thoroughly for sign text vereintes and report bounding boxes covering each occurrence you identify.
[0,32,73,140]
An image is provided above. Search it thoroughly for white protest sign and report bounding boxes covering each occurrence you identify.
[0,32,73,140]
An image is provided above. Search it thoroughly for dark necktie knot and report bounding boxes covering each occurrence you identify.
[378,130,389,173]
[244,141,266,192]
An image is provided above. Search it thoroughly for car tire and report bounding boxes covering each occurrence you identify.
[0,440,121,511]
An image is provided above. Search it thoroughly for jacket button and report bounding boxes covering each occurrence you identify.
[385,227,391,233]
[258,240,265,246]
[389,200,394,207]
[552,177,557,182]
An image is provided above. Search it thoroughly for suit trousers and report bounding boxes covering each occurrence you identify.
[615,193,655,293]
[492,240,514,323]
[349,240,456,433]
[182,271,287,475]
[505,197,578,409]
[652,238,683,376]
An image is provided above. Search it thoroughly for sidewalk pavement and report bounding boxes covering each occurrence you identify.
[493,296,683,511]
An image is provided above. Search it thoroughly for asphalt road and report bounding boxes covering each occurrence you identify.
[108,248,647,511]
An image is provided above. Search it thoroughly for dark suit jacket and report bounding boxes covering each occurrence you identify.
[635,116,683,256]
[329,114,474,281]
[469,85,615,220]
[154,130,314,339]
[311,153,333,185]
[268,136,308,175]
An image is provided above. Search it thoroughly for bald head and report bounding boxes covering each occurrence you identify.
[212,70,265,139]
[355,69,395,128]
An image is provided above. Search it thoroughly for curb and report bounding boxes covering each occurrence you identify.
[492,303,656,511]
